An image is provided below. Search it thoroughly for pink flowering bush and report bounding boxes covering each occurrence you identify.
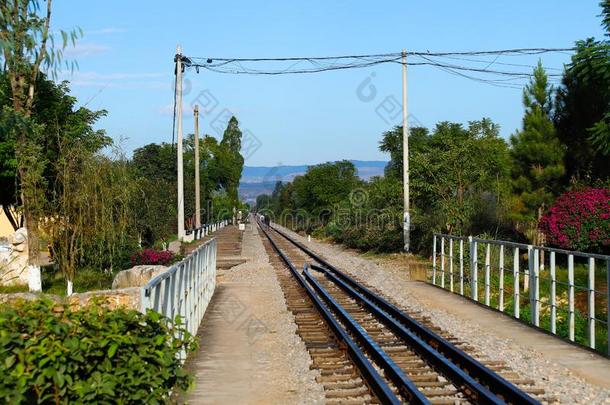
[539,188,610,253]
[131,249,175,266]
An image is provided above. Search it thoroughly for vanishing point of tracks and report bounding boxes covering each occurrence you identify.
[257,219,550,405]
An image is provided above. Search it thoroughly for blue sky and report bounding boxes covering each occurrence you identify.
[52,1,606,166]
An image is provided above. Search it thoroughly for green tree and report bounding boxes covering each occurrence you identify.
[1,73,109,231]
[219,116,244,209]
[49,145,139,293]
[131,143,178,244]
[0,0,80,272]
[554,1,610,179]
[379,126,429,179]
[292,161,360,214]
[255,194,272,210]
[411,119,511,235]
[510,61,565,240]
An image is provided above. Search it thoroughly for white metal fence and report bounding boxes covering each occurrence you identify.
[191,219,229,240]
[432,233,610,356]
[141,237,217,337]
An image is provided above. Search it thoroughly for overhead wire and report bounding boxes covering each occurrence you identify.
[176,47,574,92]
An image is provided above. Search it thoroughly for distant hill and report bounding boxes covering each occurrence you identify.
[239,160,388,204]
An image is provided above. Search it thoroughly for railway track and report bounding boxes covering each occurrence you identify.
[257,218,550,404]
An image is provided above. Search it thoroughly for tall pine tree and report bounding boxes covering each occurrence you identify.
[219,116,244,209]
[510,61,565,241]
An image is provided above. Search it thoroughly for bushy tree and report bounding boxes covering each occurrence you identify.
[0,73,109,231]
[0,0,80,272]
[379,126,429,179]
[411,119,511,236]
[131,143,177,246]
[554,1,610,180]
[49,147,139,292]
[291,160,361,219]
[325,176,403,252]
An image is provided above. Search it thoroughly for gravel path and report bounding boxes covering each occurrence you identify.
[275,224,610,404]
[184,223,324,404]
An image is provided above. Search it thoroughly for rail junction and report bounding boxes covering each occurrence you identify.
[257,218,547,404]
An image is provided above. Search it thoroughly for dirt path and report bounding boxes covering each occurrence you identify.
[183,223,324,404]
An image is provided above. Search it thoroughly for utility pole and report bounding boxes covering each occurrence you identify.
[402,49,410,252]
[194,105,201,229]
[176,45,185,240]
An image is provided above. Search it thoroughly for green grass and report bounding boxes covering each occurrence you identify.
[1,268,113,297]
[0,285,29,294]
[41,267,114,296]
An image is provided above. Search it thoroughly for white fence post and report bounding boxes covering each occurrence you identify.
[459,239,464,296]
[440,237,445,288]
[432,234,437,285]
[550,251,556,334]
[588,257,595,349]
[499,244,504,312]
[449,238,454,292]
[470,237,478,301]
[534,247,540,327]
[568,255,574,342]
[529,246,539,327]
[607,259,610,356]
[513,247,520,319]
[484,243,491,306]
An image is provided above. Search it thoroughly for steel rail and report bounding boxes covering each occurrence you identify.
[302,266,430,404]
[257,220,401,404]
[271,225,540,405]
[310,264,503,405]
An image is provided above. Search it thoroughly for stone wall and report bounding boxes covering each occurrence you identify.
[0,228,29,286]
[0,263,172,311]
[0,265,173,311]
[67,287,141,311]
[111,265,168,289]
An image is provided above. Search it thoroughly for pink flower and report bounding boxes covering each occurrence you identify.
[539,188,610,253]
[131,249,175,266]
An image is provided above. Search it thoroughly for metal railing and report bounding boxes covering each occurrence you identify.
[189,219,229,240]
[432,233,610,356]
[141,237,217,338]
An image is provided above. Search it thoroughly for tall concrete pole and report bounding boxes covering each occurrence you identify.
[176,45,185,240]
[194,105,201,228]
[402,49,410,252]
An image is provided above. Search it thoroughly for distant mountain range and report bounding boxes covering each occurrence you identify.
[239,160,388,204]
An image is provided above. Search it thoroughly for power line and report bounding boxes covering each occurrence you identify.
[186,47,575,63]
[179,47,574,88]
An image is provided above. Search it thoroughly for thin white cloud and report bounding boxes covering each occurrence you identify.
[65,72,165,80]
[86,27,127,35]
[70,80,167,90]
[58,71,168,90]
[64,42,110,57]
[157,103,175,115]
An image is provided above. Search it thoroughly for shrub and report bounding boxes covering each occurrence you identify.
[0,299,196,403]
[131,248,175,266]
[539,187,610,253]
